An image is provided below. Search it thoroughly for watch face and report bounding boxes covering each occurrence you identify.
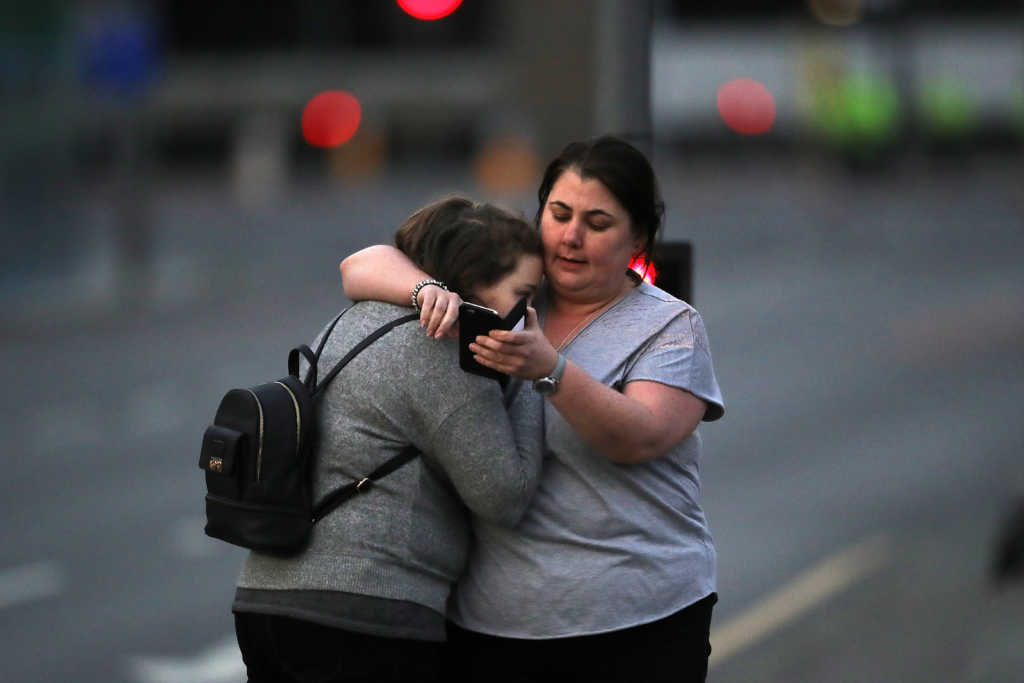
[534,377,558,395]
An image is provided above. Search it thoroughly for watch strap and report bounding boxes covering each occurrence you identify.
[533,353,566,395]
[549,353,567,382]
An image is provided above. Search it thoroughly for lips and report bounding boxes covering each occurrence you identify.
[557,255,587,265]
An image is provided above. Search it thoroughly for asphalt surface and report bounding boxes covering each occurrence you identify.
[2,152,1023,682]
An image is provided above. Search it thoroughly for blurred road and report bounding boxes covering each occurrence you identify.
[2,153,1023,682]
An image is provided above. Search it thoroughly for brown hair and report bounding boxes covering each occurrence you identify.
[394,196,542,298]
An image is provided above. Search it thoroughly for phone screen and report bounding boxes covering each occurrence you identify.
[458,296,529,381]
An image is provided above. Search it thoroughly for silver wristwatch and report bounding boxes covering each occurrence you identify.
[533,354,567,396]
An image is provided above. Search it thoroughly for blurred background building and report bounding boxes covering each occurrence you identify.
[2,1,1022,301]
[2,0,1022,311]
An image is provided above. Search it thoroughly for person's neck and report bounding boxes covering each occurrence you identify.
[549,276,637,320]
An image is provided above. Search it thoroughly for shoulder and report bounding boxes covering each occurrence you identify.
[631,281,693,315]
[352,304,500,396]
[596,282,702,344]
[318,301,448,367]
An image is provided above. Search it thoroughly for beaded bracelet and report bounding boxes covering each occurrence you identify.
[411,279,449,311]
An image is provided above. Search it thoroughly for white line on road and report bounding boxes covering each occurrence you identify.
[710,534,891,668]
[127,635,244,683]
[0,561,67,611]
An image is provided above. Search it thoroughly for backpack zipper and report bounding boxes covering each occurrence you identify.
[274,381,302,458]
[244,389,265,480]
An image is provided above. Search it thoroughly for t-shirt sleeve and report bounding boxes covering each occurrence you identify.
[624,309,725,421]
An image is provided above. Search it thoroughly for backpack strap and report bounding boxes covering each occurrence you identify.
[303,308,422,524]
[311,444,420,523]
[289,345,317,383]
[311,312,420,397]
[289,307,352,389]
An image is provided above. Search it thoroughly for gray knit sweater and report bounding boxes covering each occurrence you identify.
[234,301,544,638]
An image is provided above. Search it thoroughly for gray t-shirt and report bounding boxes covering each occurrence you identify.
[449,281,725,638]
[234,301,544,640]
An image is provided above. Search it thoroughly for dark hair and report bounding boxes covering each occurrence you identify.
[535,135,665,266]
[394,196,542,298]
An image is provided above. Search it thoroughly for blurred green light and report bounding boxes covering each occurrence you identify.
[809,73,901,148]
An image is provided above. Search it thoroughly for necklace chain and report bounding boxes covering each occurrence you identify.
[554,310,601,350]
[552,292,629,350]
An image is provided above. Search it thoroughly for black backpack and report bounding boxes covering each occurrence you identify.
[198,306,420,556]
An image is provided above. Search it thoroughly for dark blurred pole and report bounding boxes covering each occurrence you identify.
[868,0,914,154]
[109,108,153,303]
[654,242,693,304]
[500,1,690,300]
[592,1,692,301]
[0,0,77,286]
[78,3,160,306]
[594,0,653,159]
[498,0,652,158]
[499,1,595,160]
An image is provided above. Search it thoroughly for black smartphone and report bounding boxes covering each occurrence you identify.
[458,296,529,381]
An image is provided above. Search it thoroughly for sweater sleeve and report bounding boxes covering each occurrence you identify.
[423,379,544,527]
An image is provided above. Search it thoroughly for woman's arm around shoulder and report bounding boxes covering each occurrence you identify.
[339,245,462,338]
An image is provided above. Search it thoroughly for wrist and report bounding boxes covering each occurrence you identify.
[533,353,567,396]
[411,279,448,311]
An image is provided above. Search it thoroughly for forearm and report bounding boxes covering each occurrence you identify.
[469,317,704,462]
[434,387,544,526]
[547,363,669,464]
[339,245,426,305]
[498,381,545,521]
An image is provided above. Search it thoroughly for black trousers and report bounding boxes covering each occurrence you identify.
[234,612,443,683]
[445,593,717,683]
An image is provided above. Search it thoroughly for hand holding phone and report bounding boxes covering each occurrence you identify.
[458,296,529,381]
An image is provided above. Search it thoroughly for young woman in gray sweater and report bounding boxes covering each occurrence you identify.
[232,197,545,682]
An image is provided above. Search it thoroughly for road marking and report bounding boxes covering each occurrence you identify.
[127,635,244,683]
[0,561,66,610]
[710,534,891,668]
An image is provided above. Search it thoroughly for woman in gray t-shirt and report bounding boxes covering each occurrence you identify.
[340,136,725,682]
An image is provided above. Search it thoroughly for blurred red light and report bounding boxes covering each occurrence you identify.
[629,255,658,284]
[302,91,361,148]
[717,78,776,136]
[397,0,463,21]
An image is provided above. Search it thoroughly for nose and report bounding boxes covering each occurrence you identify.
[560,217,584,248]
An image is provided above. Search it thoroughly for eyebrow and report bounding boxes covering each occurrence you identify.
[549,200,614,219]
